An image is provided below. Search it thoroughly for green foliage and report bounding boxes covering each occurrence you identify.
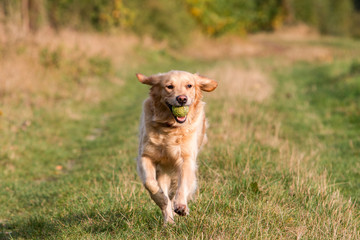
[124,0,196,47]
[292,0,354,36]
[185,0,283,36]
[45,0,195,46]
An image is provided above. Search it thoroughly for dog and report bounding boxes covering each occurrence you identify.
[136,70,217,224]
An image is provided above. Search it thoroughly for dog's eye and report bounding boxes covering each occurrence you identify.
[166,85,174,89]
[187,84,192,88]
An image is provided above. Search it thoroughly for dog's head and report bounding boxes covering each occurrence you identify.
[136,70,217,124]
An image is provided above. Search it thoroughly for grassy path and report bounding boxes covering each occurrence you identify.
[274,60,360,202]
[1,39,359,239]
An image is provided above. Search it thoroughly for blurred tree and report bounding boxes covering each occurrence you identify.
[46,0,134,31]
[354,0,360,11]
[1,0,9,18]
[124,0,195,46]
[21,0,30,32]
[0,0,44,33]
[281,0,295,24]
[353,0,360,37]
[327,0,353,36]
[24,0,44,32]
[1,0,21,25]
[292,0,353,36]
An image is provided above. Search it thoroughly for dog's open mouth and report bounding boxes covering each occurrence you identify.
[175,115,187,123]
[166,103,188,124]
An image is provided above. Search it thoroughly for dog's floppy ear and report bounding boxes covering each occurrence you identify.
[136,73,161,85]
[195,74,218,92]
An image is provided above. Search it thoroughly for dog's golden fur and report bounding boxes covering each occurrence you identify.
[136,70,217,224]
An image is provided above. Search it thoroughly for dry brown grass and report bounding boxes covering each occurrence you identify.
[183,33,262,60]
[31,28,139,66]
[0,27,138,125]
[205,63,273,102]
[184,25,334,64]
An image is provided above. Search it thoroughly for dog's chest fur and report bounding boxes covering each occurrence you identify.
[139,100,206,167]
[144,124,197,166]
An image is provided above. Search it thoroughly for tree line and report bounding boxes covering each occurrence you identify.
[1,0,359,41]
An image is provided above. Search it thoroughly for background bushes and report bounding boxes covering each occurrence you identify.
[185,0,283,36]
[123,0,195,46]
[291,0,354,36]
[1,0,360,40]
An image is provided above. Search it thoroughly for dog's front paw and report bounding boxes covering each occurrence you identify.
[174,203,189,216]
[164,216,175,225]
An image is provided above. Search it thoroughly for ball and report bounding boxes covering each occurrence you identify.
[171,106,189,117]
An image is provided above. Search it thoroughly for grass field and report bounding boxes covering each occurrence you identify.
[0,29,359,239]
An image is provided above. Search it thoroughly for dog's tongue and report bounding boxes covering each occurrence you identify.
[176,116,186,122]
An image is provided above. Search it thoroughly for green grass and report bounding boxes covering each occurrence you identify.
[274,60,360,202]
[1,39,360,239]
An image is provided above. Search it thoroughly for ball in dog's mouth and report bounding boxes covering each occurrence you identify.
[172,106,189,123]
[167,103,189,123]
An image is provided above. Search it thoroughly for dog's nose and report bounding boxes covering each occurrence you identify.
[176,95,187,105]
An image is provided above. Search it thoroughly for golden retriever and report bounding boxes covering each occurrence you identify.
[136,70,217,224]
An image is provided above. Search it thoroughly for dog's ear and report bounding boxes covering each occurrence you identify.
[195,74,218,92]
[136,73,161,85]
